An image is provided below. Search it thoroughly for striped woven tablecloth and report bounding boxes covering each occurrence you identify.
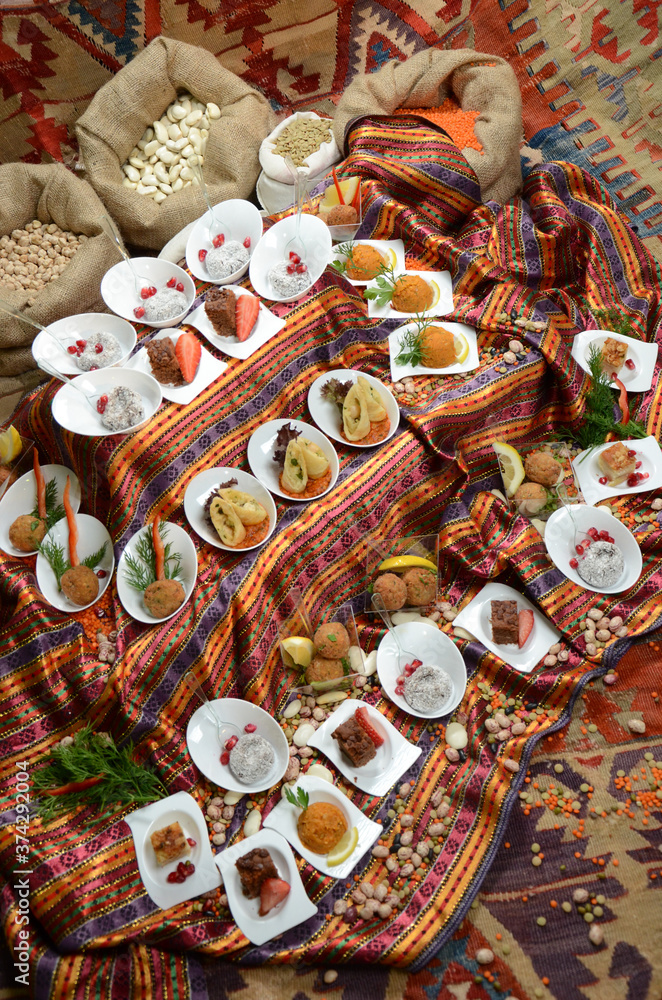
[1,116,661,998]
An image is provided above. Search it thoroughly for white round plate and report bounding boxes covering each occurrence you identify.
[376,622,467,718]
[36,513,114,612]
[51,367,162,438]
[247,418,339,502]
[31,314,137,376]
[307,369,399,448]
[101,258,196,329]
[185,200,263,284]
[183,467,277,551]
[545,504,642,594]
[186,697,289,793]
[116,521,197,623]
[0,464,81,557]
[249,214,332,303]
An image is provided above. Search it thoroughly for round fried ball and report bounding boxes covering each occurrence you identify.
[9,514,47,552]
[524,451,562,488]
[514,482,546,500]
[313,622,350,659]
[61,564,99,606]
[144,578,185,618]
[373,572,407,611]
[306,655,345,684]
[402,567,436,606]
[326,204,358,226]
[392,275,433,313]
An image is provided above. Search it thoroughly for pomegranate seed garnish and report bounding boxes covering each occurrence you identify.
[96,569,107,578]
[212,234,225,248]
[220,751,230,765]
[198,249,208,261]
[588,527,600,540]
[187,837,196,847]
[187,863,195,875]
[176,282,184,292]
[94,343,103,354]
[642,472,649,480]
[286,264,296,274]
[76,339,87,348]
[244,723,256,733]
[575,544,584,554]
[627,474,639,487]
[583,537,591,547]
[599,476,608,485]
[243,236,251,248]
[166,277,176,288]
[148,286,157,297]
[140,287,151,299]
[175,872,186,883]
[75,347,83,356]
[569,557,579,569]
[606,534,615,543]
[411,659,422,669]
[635,461,642,469]
[96,395,108,414]
[133,306,145,319]
[67,345,77,354]
[289,252,300,263]
[224,735,238,750]
[627,449,637,458]
[295,263,307,273]
[625,358,635,370]
[89,365,98,371]
[599,530,609,540]
[177,861,186,874]
[167,871,178,883]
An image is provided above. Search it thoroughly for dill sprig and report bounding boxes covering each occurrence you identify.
[572,344,647,452]
[81,543,108,571]
[123,522,182,592]
[394,314,433,367]
[284,785,309,811]
[30,477,65,530]
[593,307,640,341]
[330,241,356,276]
[38,538,68,588]
[32,724,168,822]
[363,260,397,307]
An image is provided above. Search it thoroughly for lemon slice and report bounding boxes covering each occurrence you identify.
[378,555,437,573]
[427,280,440,309]
[493,441,525,498]
[327,826,359,867]
[0,426,22,464]
[385,248,398,268]
[280,636,315,669]
[454,332,469,364]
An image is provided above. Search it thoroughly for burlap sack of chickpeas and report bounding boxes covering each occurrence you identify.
[333,48,523,204]
[0,163,122,399]
[76,37,273,250]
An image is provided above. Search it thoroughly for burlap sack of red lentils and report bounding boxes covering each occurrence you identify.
[76,37,273,251]
[0,163,122,399]
[333,48,523,204]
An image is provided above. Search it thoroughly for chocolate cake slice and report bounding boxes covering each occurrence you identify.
[146,337,184,385]
[235,847,278,898]
[205,287,236,338]
[332,715,376,768]
[491,600,519,645]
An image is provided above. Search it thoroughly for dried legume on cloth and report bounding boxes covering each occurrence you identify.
[0,163,122,398]
[2,115,662,994]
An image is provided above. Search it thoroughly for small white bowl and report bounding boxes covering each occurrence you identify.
[185,200,263,285]
[116,521,197,624]
[36,513,114,612]
[249,214,332,303]
[101,258,196,329]
[31,314,137,376]
[247,418,339,502]
[307,369,399,449]
[51,367,162,438]
[545,504,642,594]
[184,467,277,552]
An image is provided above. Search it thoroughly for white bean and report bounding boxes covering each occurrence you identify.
[185,109,203,126]
[165,138,181,152]
[141,174,158,187]
[153,121,169,143]
[136,183,157,195]
[157,147,176,165]
[167,123,182,141]
[172,178,184,191]
[143,139,159,156]
[159,183,174,195]
[180,166,194,181]
[207,102,221,119]
[171,104,187,121]
[154,162,170,184]
[123,164,140,182]
[244,809,261,838]
[169,163,182,182]
[153,191,167,203]
[179,121,190,137]
[172,136,188,150]
[199,115,210,129]
[180,145,195,159]
[128,157,145,170]
[122,177,138,189]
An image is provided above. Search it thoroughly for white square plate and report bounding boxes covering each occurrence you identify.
[365,269,453,319]
[187,286,286,360]
[571,330,658,393]
[388,321,479,379]
[215,828,317,946]
[124,791,220,910]
[572,436,662,505]
[307,699,421,796]
[124,329,227,405]
[263,775,381,878]
[453,582,560,674]
[329,240,405,285]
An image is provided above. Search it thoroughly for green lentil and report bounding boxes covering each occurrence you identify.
[584,912,594,923]
[560,864,566,872]
[598,873,606,880]
[596,895,605,905]
[531,843,541,853]
[588,724,598,733]
[433,845,441,854]
[580,783,590,793]
[532,856,542,867]
[578,906,586,914]
[502,944,511,955]
[535,990,544,999]
[471,900,479,909]
[554,764,564,773]
[572,800,582,810]
[644,752,653,761]
[561,901,572,913]
[593,906,604,917]
[617,769,625,777]
[536,917,547,927]
[387,809,396,818]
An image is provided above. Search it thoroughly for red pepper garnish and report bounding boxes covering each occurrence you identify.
[332,166,345,205]
[611,372,630,424]
[41,774,105,796]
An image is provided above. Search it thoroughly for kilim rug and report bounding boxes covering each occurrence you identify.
[1,110,661,998]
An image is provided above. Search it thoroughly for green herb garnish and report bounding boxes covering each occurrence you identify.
[330,241,356,276]
[30,477,65,530]
[571,344,647,453]
[394,313,434,367]
[363,260,397,307]
[37,537,108,591]
[123,522,182,592]
[593,307,640,341]
[284,785,309,811]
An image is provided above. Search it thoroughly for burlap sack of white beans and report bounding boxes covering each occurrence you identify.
[76,37,273,250]
[333,48,523,204]
[0,163,122,398]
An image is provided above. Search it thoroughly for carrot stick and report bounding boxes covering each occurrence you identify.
[41,774,104,797]
[63,476,79,566]
[153,517,165,581]
[611,373,630,424]
[33,449,46,520]
[332,167,345,205]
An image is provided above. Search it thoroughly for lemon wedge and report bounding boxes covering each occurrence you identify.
[378,555,437,573]
[327,826,359,867]
[453,332,469,364]
[0,426,22,464]
[493,441,525,498]
[427,280,440,309]
[385,248,398,268]
[280,636,315,669]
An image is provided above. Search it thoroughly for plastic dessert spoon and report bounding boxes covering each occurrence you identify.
[0,296,78,356]
[555,484,591,559]
[184,671,240,744]
[371,593,422,671]
[189,156,228,245]
[36,357,107,413]
[283,155,308,266]
[97,213,149,299]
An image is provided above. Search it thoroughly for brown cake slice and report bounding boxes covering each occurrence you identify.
[491,600,519,645]
[146,337,184,385]
[205,287,236,338]
[332,714,376,768]
[235,847,278,898]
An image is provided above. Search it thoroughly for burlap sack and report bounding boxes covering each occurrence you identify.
[76,37,273,251]
[0,163,122,398]
[333,49,523,204]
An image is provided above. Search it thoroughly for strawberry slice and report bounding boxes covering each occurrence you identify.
[518,609,534,649]
[259,878,290,915]
[175,332,201,384]
[355,705,384,747]
[235,293,259,343]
